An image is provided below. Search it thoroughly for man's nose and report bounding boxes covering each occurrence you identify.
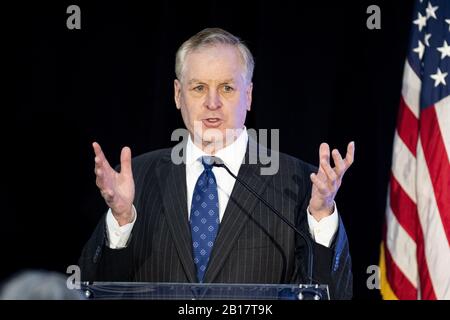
[204,90,222,110]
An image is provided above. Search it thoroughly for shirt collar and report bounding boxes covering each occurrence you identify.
[186,127,249,173]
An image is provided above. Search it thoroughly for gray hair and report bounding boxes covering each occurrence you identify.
[0,270,85,300]
[175,28,255,83]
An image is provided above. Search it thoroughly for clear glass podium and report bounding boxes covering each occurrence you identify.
[80,282,329,300]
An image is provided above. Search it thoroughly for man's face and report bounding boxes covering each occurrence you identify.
[174,44,252,151]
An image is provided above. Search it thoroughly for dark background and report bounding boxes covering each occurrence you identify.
[6,0,415,299]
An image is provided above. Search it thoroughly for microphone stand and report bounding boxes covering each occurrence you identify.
[212,160,314,285]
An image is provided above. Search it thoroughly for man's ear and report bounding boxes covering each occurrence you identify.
[174,79,181,109]
[246,82,253,111]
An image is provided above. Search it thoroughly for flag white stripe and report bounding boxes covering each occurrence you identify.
[434,97,450,163]
[391,130,417,204]
[401,60,421,119]
[416,139,450,299]
[386,195,419,288]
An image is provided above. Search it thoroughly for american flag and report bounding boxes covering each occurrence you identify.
[380,0,450,300]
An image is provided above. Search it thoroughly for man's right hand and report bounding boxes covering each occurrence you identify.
[93,142,135,226]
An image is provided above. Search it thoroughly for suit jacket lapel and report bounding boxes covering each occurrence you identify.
[203,139,273,283]
[156,137,273,284]
[156,146,197,283]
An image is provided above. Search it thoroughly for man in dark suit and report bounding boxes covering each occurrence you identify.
[79,28,354,299]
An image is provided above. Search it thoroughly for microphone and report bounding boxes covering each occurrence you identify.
[211,158,314,285]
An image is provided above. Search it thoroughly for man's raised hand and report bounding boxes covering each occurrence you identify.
[309,141,355,221]
[93,142,135,226]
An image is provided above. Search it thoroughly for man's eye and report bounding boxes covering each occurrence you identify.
[223,85,234,92]
[193,85,205,92]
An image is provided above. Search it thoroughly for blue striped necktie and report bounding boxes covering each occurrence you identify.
[190,156,220,282]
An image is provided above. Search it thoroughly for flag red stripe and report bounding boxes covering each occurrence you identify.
[390,173,417,241]
[389,173,437,299]
[383,240,418,299]
[415,222,438,300]
[397,96,419,157]
[419,106,450,246]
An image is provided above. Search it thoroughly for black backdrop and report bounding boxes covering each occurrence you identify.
[6,0,415,299]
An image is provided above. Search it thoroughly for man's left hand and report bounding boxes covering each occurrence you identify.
[309,141,355,221]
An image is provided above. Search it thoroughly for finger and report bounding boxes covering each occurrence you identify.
[319,142,330,164]
[95,167,110,190]
[320,159,338,184]
[316,160,327,177]
[343,141,355,168]
[92,142,104,159]
[96,177,106,191]
[92,142,113,171]
[331,149,346,176]
[310,173,329,195]
[95,171,106,190]
[120,146,132,176]
[94,167,106,185]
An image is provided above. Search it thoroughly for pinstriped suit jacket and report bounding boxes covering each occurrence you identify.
[79,141,353,299]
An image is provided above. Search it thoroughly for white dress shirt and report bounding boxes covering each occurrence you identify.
[106,128,339,249]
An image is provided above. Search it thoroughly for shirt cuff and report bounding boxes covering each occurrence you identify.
[307,202,339,248]
[106,205,137,249]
